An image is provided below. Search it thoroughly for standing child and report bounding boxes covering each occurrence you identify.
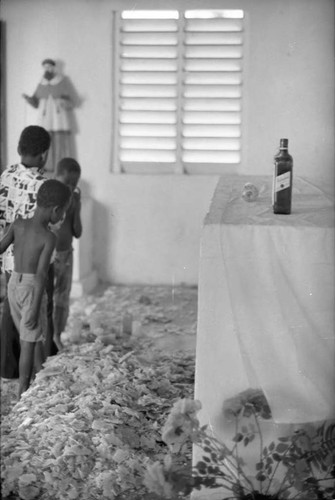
[0,180,71,397]
[0,125,54,380]
[53,158,82,350]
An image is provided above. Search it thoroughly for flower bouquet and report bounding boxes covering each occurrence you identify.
[144,390,335,499]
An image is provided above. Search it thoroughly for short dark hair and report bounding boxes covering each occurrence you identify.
[57,157,81,177]
[42,59,56,66]
[37,179,71,209]
[18,126,51,157]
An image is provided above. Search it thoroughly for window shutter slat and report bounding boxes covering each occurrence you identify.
[121,46,178,58]
[122,19,178,32]
[120,98,177,111]
[185,32,243,45]
[120,124,177,137]
[183,98,241,111]
[121,59,177,71]
[185,59,242,71]
[120,111,176,124]
[183,85,241,98]
[121,85,177,98]
[183,124,241,137]
[183,151,240,163]
[185,18,243,32]
[121,72,178,85]
[183,111,241,125]
[121,150,176,162]
[184,72,242,85]
[183,138,240,150]
[121,33,178,45]
[121,138,176,149]
[185,46,243,58]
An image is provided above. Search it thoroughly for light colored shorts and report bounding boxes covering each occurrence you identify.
[8,271,47,343]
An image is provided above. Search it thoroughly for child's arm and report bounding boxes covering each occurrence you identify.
[71,188,82,239]
[26,231,56,329]
[0,223,15,254]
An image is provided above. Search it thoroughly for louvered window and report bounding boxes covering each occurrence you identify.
[112,9,244,174]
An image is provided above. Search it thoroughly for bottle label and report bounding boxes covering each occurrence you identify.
[275,171,290,192]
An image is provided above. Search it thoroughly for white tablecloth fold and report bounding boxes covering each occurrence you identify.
[199,175,334,424]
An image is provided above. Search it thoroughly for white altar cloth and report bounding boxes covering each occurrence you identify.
[195,175,334,425]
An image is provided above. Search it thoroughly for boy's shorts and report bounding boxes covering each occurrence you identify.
[8,271,47,343]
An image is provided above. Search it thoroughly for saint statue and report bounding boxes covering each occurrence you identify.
[23,59,75,174]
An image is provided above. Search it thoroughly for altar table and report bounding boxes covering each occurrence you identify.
[195,175,334,433]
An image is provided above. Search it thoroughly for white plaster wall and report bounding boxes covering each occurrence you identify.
[1,0,334,284]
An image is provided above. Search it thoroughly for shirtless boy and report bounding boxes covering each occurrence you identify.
[0,179,71,397]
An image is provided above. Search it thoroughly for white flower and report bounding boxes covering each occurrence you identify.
[144,462,173,498]
[162,399,202,452]
[171,398,202,416]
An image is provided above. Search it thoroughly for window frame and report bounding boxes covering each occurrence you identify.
[111,9,245,175]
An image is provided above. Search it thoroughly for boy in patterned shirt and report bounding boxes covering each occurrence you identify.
[0,126,57,378]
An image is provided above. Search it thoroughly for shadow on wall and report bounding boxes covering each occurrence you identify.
[56,59,84,136]
[91,196,112,283]
[70,179,105,292]
[56,59,85,163]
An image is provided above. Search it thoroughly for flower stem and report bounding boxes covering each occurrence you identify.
[265,434,300,495]
[252,409,264,494]
[196,434,254,493]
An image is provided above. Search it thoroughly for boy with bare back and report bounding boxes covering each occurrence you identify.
[0,179,71,397]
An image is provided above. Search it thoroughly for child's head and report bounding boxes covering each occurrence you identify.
[37,179,72,224]
[18,126,51,169]
[56,158,81,191]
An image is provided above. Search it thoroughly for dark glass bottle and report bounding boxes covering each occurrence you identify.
[272,138,293,214]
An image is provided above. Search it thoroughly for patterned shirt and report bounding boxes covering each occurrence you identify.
[0,163,46,272]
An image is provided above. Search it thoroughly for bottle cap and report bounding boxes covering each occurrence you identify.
[280,138,288,148]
